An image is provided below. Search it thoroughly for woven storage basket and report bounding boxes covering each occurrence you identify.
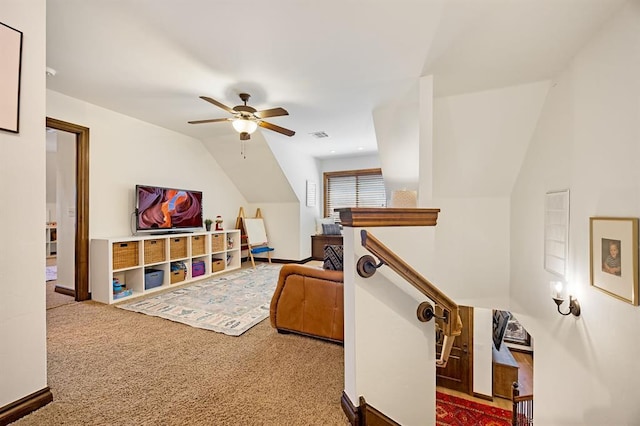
[212,259,225,272]
[211,234,225,252]
[191,235,206,256]
[144,239,166,264]
[112,241,139,270]
[170,269,186,284]
[169,237,187,260]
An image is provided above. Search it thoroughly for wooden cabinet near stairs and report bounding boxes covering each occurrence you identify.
[492,342,519,399]
[311,234,343,260]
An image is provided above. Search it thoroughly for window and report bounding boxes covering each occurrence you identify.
[324,168,386,221]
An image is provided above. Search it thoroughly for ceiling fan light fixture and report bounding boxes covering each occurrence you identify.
[232,118,258,134]
[190,93,294,138]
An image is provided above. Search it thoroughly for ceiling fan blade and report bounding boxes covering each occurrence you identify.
[254,107,289,119]
[258,120,295,137]
[200,96,235,114]
[188,118,231,124]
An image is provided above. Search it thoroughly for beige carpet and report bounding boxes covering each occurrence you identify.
[46,280,75,310]
[12,298,347,425]
[45,258,75,310]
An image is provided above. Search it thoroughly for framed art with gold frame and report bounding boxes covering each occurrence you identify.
[589,217,638,305]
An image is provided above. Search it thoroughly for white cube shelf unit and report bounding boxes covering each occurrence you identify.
[46,224,57,257]
[91,230,241,304]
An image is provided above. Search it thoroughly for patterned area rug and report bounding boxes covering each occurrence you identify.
[117,264,282,336]
[46,265,57,281]
[436,391,511,426]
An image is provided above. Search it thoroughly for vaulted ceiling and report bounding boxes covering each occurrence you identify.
[46,0,625,160]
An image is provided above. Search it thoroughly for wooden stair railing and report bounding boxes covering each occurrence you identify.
[512,382,534,425]
[356,229,463,368]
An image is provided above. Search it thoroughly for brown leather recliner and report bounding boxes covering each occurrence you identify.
[270,264,344,343]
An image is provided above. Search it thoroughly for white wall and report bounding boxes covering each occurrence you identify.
[511,2,640,423]
[419,79,550,309]
[46,90,248,242]
[201,131,306,260]
[434,81,550,198]
[373,91,420,196]
[0,0,48,408]
[343,226,436,426]
[472,308,493,397]
[267,138,322,259]
[320,153,380,177]
[246,202,301,260]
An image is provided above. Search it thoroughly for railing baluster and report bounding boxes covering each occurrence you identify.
[512,382,534,425]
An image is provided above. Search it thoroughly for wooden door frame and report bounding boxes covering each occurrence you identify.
[46,117,90,301]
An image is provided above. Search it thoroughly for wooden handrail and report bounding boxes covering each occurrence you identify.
[359,230,463,367]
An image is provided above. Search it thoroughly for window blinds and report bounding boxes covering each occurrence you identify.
[325,170,386,221]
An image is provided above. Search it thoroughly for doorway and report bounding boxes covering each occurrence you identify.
[436,305,473,394]
[45,117,90,301]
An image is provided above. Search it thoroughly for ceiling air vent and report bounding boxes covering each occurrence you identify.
[310,131,329,139]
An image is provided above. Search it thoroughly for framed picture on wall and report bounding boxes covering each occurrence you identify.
[306,180,317,207]
[0,21,23,133]
[590,217,639,305]
[504,315,531,347]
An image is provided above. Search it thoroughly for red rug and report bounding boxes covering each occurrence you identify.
[436,391,511,426]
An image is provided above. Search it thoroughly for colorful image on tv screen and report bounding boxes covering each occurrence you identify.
[137,185,202,229]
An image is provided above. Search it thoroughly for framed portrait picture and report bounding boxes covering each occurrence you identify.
[0,21,23,133]
[589,217,639,305]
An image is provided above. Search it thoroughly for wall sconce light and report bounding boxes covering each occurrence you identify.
[550,281,581,317]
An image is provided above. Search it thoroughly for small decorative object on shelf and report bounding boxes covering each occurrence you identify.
[215,215,224,231]
[204,218,213,231]
[227,236,234,249]
[112,278,133,299]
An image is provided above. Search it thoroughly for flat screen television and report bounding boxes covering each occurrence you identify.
[135,184,203,233]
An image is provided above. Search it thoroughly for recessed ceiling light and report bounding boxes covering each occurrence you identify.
[330,150,336,154]
[357,146,364,150]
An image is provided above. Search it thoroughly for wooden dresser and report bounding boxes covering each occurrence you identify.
[492,342,519,399]
[311,234,343,260]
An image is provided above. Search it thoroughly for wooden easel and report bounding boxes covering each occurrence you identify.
[235,208,274,268]
[235,207,249,253]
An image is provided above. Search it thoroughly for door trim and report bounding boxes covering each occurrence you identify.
[46,117,90,301]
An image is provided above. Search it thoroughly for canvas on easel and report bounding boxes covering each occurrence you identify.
[235,208,274,268]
